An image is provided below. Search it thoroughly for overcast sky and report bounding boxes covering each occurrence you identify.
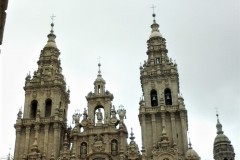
[0,1,239,159]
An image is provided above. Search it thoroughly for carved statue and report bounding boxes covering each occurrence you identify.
[96,109,103,121]
[80,143,87,154]
[111,141,117,151]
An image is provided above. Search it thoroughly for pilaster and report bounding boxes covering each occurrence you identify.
[180,111,188,153]
[151,113,156,144]
[24,126,31,154]
[53,123,60,158]
[43,124,49,155]
[14,126,21,160]
[170,112,176,144]
[141,115,146,149]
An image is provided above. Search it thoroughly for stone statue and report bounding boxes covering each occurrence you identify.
[81,143,87,154]
[111,141,117,151]
[96,109,103,121]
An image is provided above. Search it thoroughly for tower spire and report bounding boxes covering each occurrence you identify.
[149,6,162,38]
[213,113,235,159]
[188,138,192,149]
[45,15,57,48]
[216,113,223,134]
[93,61,106,94]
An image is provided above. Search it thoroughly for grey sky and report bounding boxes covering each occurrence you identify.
[0,1,239,159]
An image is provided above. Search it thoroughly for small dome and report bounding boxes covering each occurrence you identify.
[214,133,230,144]
[45,41,57,48]
[94,75,106,83]
[185,148,200,160]
[149,31,162,38]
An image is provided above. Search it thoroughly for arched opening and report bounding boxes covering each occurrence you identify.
[94,106,105,124]
[30,100,38,118]
[45,99,52,117]
[111,139,118,156]
[164,88,172,105]
[80,142,87,158]
[150,90,158,107]
[98,85,101,93]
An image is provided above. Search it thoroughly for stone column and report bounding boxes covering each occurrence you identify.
[14,126,21,160]
[180,111,188,153]
[43,125,49,155]
[24,126,31,154]
[151,113,156,144]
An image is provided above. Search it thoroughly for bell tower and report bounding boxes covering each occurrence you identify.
[138,13,188,160]
[14,21,70,160]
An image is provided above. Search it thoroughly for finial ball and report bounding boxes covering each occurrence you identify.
[152,13,156,17]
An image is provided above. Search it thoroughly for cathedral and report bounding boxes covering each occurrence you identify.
[13,13,235,160]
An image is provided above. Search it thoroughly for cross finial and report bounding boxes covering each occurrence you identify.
[151,5,156,20]
[97,57,102,75]
[97,56,102,64]
[50,14,56,24]
[50,14,56,32]
[151,5,156,14]
[215,107,218,117]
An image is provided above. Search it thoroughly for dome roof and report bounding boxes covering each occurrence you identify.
[149,31,162,38]
[214,133,230,144]
[45,41,57,48]
[94,75,106,83]
[94,63,106,84]
[149,13,162,39]
[185,148,200,160]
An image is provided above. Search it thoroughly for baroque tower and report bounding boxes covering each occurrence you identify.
[14,22,70,160]
[69,64,138,160]
[138,13,189,160]
[213,114,235,160]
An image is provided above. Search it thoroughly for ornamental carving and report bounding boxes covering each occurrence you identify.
[46,90,51,97]
[32,91,37,98]
[91,134,105,152]
[152,143,178,160]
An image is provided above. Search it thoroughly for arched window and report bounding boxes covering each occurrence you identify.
[45,99,52,117]
[111,139,118,156]
[150,90,158,107]
[30,100,38,118]
[164,88,172,105]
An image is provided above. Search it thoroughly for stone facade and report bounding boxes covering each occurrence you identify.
[13,14,235,160]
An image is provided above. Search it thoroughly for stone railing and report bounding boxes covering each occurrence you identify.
[21,116,55,125]
[143,105,179,113]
